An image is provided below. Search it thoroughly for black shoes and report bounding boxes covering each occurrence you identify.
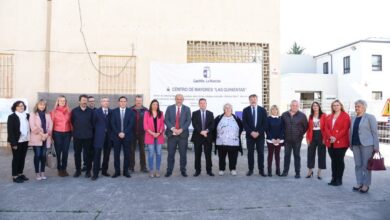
[353,185,362,191]
[73,171,81,178]
[280,171,288,177]
[112,173,120,178]
[306,172,313,178]
[328,178,342,186]
[295,173,301,179]
[359,186,369,193]
[181,172,188,177]
[141,168,149,173]
[246,170,253,176]
[85,172,91,178]
[101,172,110,177]
[276,169,281,176]
[19,175,29,181]
[165,172,172,177]
[81,166,87,172]
[259,170,266,177]
[267,169,272,177]
[91,175,98,181]
[123,173,131,178]
[13,176,24,183]
[207,172,215,176]
[193,171,201,177]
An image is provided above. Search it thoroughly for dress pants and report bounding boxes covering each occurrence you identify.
[352,145,374,186]
[93,132,111,176]
[11,141,29,176]
[247,137,265,172]
[113,138,131,174]
[328,146,347,182]
[73,138,93,172]
[283,140,302,174]
[267,143,281,171]
[218,145,239,171]
[194,140,212,173]
[167,135,188,173]
[307,130,326,169]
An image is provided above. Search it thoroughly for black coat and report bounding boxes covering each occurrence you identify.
[7,112,30,147]
[213,113,244,155]
[190,109,215,144]
[242,105,268,139]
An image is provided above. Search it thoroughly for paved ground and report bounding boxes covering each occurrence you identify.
[0,144,389,220]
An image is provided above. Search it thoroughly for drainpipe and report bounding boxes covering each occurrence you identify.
[329,52,333,74]
[44,0,52,92]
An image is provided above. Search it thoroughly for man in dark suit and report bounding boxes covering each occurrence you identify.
[111,96,135,178]
[71,94,95,178]
[91,97,112,180]
[242,94,268,177]
[164,94,191,177]
[191,98,215,176]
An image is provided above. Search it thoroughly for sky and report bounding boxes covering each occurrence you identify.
[281,0,390,55]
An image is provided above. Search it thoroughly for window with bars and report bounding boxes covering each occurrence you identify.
[98,55,136,94]
[0,54,13,98]
[187,40,270,110]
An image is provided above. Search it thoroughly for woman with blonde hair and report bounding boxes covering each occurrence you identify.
[29,99,53,180]
[265,105,284,176]
[51,95,72,177]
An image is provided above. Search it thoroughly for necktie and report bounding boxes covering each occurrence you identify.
[252,106,256,127]
[201,110,206,130]
[104,109,108,116]
[120,109,124,132]
[175,106,181,129]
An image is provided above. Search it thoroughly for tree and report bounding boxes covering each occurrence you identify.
[287,42,305,54]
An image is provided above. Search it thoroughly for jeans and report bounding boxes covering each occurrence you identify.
[52,131,71,171]
[147,139,162,172]
[130,133,147,170]
[33,146,47,173]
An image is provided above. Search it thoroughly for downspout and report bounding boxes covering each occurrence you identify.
[44,0,52,92]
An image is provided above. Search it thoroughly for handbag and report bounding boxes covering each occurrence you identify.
[46,144,57,169]
[368,152,386,171]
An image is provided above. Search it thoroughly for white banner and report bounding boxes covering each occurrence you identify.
[150,63,262,117]
[0,98,29,123]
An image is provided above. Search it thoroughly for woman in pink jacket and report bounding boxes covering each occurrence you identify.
[29,99,53,180]
[144,99,165,178]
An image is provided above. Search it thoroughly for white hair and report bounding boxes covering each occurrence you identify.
[354,99,367,108]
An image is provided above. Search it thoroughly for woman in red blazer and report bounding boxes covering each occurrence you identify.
[324,100,351,186]
[306,102,327,179]
[144,99,165,178]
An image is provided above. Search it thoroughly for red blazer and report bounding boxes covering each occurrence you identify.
[306,113,327,142]
[143,111,165,145]
[324,111,350,148]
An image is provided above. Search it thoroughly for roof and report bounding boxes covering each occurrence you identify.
[314,38,390,58]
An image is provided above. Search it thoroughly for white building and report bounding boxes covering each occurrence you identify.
[281,38,390,122]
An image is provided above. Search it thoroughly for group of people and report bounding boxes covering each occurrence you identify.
[7,93,380,193]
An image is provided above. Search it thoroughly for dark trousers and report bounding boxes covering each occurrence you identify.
[267,143,281,171]
[218,146,239,171]
[283,140,302,174]
[53,131,71,171]
[167,136,188,173]
[11,141,28,176]
[73,138,93,172]
[113,138,131,174]
[328,146,347,181]
[307,130,326,169]
[130,133,147,170]
[247,137,265,171]
[33,146,47,173]
[194,140,212,173]
[93,133,111,176]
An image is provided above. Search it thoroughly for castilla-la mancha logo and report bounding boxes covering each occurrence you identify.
[203,66,211,78]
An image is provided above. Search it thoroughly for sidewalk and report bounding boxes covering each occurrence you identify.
[0,144,389,220]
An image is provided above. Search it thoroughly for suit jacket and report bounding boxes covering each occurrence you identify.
[164,104,191,138]
[143,111,165,145]
[350,113,379,149]
[7,113,30,147]
[190,109,215,144]
[242,105,268,139]
[324,111,350,148]
[110,107,135,142]
[93,108,112,148]
[28,112,53,148]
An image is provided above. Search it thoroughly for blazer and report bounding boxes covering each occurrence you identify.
[164,104,191,138]
[190,109,215,144]
[213,113,244,155]
[143,111,165,145]
[242,105,268,139]
[110,107,135,142]
[93,108,112,148]
[350,113,379,149]
[306,113,327,142]
[324,111,350,148]
[28,112,53,148]
[7,113,30,147]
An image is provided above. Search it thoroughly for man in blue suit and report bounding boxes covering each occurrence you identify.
[91,97,112,180]
[111,96,135,178]
[164,94,191,177]
[242,94,268,177]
